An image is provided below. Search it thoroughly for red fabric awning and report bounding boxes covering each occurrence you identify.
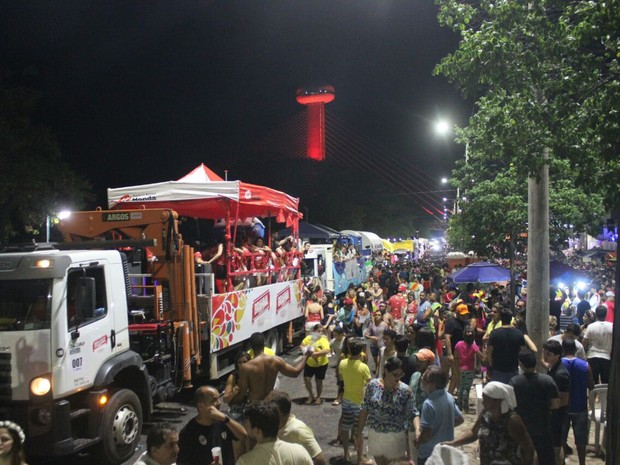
[107,164,300,229]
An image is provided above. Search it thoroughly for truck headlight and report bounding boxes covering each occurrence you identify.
[34,259,53,269]
[30,376,52,396]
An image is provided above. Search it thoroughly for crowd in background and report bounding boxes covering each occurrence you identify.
[293,253,615,465]
[12,251,614,465]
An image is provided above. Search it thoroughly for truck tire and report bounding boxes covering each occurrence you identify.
[98,388,143,465]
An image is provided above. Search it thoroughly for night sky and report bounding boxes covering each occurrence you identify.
[1,1,470,233]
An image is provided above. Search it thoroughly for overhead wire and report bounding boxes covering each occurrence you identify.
[256,109,456,219]
[326,113,447,216]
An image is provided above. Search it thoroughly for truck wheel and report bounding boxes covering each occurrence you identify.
[98,389,142,465]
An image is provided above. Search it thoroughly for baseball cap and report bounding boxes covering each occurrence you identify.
[398,284,407,292]
[416,349,436,363]
[606,291,615,297]
[456,304,470,315]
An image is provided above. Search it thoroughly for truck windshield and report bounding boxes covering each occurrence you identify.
[0,279,53,331]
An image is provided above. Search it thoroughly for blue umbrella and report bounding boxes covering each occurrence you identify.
[448,262,511,283]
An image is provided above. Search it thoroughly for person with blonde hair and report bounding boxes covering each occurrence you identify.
[548,315,558,337]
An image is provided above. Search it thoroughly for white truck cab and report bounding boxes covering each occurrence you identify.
[0,247,149,464]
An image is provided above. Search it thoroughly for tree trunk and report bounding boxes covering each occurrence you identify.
[526,150,550,361]
[606,232,619,465]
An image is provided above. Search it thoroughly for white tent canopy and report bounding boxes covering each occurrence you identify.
[340,230,383,252]
[106,164,300,225]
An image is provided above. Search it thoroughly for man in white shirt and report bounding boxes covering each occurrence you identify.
[236,402,312,465]
[548,323,587,360]
[266,390,325,465]
[582,305,613,384]
[588,287,601,312]
[133,425,179,465]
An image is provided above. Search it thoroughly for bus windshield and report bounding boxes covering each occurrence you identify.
[0,279,53,331]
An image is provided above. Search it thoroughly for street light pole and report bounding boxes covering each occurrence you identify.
[455,141,469,214]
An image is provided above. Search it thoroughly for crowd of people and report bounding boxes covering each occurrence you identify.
[5,252,613,465]
[194,231,303,293]
[130,254,612,465]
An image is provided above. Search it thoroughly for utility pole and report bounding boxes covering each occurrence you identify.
[606,212,619,465]
[526,146,550,363]
[524,72,551,364]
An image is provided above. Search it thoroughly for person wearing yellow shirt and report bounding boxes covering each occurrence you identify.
[483,304,516,342]
[247,346,275,359]
[300,324,331,405]
[338,337,371,463]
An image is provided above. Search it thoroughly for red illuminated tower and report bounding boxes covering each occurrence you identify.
[296,85,335,161]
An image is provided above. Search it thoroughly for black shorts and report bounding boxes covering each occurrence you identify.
[304,363,329,380]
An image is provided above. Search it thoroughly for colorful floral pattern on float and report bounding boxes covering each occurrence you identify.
[210,291,247,350]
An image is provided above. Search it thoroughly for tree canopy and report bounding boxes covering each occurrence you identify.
[434,0,619,209]
[434,2,619,463]
[0,86,93,244]
[446,145,605,256]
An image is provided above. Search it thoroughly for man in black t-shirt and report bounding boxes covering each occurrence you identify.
[442,303,470,394]
[543,339,571,465]
[487,308,526,384]
[177,386,247,465]
[395,334,417,384]
[575,289,591,325]
[510,350,560,465]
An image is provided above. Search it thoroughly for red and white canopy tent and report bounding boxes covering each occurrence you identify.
[107,163,301,231]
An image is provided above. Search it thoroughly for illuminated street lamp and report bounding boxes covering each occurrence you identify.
[46,210,71,242]
[435,118,470,214]
[434,119,451,136]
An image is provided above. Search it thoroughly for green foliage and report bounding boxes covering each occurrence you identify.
[0,87,93,244]
[447,158,605,256]
[434,0,619,252]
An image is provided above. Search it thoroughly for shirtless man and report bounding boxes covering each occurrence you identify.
[238,332,310,402]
